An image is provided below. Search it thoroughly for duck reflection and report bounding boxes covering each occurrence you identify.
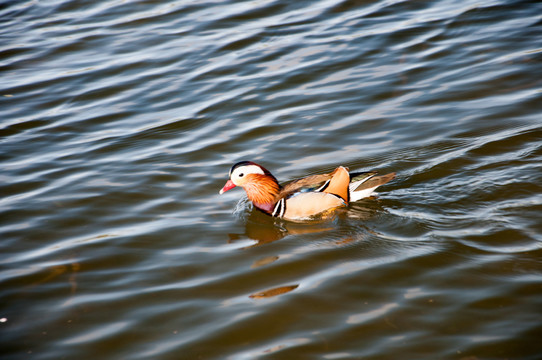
[228,200,385,298]
[228,206,336,248]
[228,197,385,248]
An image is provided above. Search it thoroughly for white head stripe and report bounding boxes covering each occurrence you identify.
[232,164,265,177]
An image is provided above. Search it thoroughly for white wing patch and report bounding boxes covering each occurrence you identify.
[349,186,379,202]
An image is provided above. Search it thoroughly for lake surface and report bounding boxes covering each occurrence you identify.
[1,0,541,359]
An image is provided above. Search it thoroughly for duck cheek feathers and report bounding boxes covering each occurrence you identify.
[219,179,236,194]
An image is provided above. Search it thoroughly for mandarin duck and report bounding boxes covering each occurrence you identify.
[219,161,395,220]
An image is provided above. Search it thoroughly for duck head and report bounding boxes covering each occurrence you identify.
[219,161,280,212]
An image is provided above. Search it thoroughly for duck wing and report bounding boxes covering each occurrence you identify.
[278,173,333,198]
[278,166,351,202]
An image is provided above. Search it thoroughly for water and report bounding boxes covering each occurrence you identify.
[1,0,541,359]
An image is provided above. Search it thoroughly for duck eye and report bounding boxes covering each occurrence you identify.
[238,173,244,177]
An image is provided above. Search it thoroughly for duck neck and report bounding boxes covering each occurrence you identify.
[244,174,280,213]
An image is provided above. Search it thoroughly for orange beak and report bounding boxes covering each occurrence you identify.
[219,179,236,194]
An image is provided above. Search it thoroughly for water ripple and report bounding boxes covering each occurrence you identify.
[1,0,541,359]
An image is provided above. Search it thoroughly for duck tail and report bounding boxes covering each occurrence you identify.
[349,172,395,202]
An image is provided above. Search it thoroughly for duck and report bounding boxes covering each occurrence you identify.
[219,161,395,220]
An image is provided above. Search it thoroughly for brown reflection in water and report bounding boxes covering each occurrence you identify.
[228,208,336,248]
[249,284,299,299]
[251,255,279,268]
[229,202,384,299]
[28,260,80,297]
[22,257,81,306]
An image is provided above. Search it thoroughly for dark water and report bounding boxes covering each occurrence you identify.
[1,0,541,359]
